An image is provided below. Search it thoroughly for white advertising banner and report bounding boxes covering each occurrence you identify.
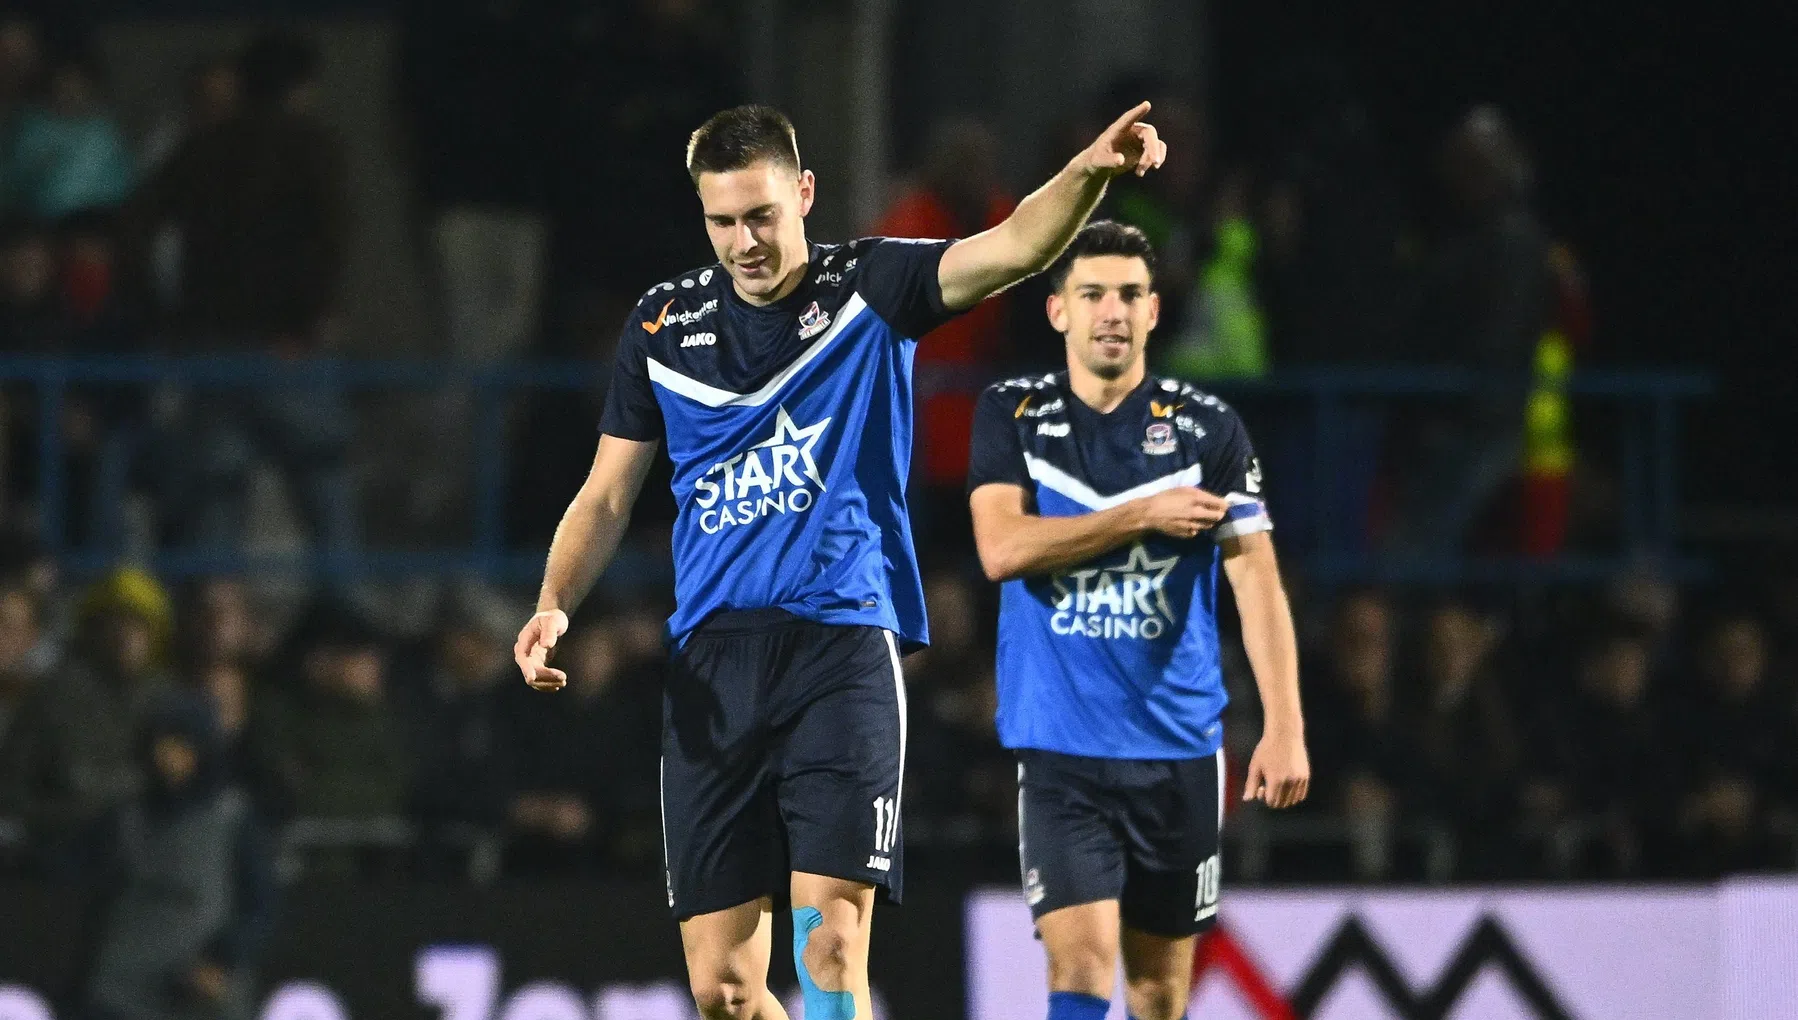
[967,878,1798,1020]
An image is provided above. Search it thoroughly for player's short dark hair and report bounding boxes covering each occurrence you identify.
[686,105,802,183]
[1046,219,1158,292]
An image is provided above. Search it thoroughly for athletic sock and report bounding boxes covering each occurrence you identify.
[1048,991,1110,1020]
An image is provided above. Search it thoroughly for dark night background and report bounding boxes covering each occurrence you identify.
[1212,0,1794,505]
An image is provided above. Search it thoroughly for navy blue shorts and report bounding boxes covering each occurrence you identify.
[1017,748,1224,938]
[660,609,906,920]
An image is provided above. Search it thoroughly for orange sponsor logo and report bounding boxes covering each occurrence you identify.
[641,300,675,334]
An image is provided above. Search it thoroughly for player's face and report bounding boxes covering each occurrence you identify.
[1048,255,1160,382]
[697,161,815,303]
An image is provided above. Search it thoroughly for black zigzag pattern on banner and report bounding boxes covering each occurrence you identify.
[1287,915,1577,1020]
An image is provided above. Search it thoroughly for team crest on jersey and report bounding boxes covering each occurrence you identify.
[1143,422,1177,455]
[692,406,830,535]
[798,300,832,340]
[1050,542,1180,640]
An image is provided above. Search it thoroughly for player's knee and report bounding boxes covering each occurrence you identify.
[797,918,859,989]
[1124,973,1189,1020]
[689,971,767,1019]
[1047,940,1116,997]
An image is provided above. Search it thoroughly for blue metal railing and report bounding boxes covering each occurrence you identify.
[0,356,1711,585]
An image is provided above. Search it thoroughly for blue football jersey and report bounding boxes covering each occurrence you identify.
[600,239,956,650]
[967,372,1272,759]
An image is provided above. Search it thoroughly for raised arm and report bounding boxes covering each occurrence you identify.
[936,102,1168,311]
[1220,531,1309,808]
[969,482,1227,583]
[514,434,660,689]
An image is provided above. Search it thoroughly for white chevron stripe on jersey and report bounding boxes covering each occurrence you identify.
[645,293,869,408]
[1024,452,1205,511]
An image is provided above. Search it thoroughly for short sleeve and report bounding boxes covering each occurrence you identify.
[1205,414,1272,540]
[855,237,958,338]
[597,315,665,441]
[966,385,1032,494]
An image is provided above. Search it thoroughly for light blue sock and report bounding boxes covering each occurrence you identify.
[793,907,856,1019]
[1048,991,1110,1020]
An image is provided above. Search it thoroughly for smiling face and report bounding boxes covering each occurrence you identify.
[1048,253,1160,383]
[697,160,814,304]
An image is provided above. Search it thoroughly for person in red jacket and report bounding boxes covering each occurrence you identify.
[871,117,1016,542]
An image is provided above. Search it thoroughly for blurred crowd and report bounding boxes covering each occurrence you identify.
[0,1,1601,563]
[2,545,1793,888]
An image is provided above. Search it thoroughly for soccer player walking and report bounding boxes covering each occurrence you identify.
[967,221,1309,1020]
[515,105,1167,1019]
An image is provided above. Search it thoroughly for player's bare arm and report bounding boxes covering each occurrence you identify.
[1220,530,1309,809]
[514,434,660,691]
[969,481,1229,582]
[937,102,1169,311]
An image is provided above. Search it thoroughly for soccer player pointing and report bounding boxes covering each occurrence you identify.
[514,106,1165,1020]
[968,221,1309,1020]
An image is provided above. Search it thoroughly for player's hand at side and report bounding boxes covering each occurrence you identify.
[1137,487,1229,539]
[515,609,569,691]
[1243,730,1310,809]
[1081,101,1168,180]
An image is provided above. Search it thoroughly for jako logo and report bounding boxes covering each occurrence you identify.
[1050,542,1180,640]
[693,406,830,535]
[680,332,717,348]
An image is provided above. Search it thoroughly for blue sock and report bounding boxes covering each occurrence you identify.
[1048,991,1110,1020]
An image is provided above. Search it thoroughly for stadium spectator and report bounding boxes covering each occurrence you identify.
[257,603,409,823]
[873,117,1017,545]
[0,583,45,840]
[1529,627,1674,878]
[402,600,515,874]
[0,567,172,877]
[140,53,241,173]
[544,0,736,358]
[1387,106,1552,556]
[190,657,289,823]
[1672,616,1794,875]
[1302,590,1420,878]
[902,569,1010,851]
[399,0,549,364]
[140,53,242,313]
[502,625,660,874]
[0,16,44,120]
[178,576,267,674]
[126,33,357,555]
[1409,600,1522,876]
[128,31,348,346]
[0,49,134,221]
[1158,167,1271,381]
[0,215,64,351]
[83,691,276,1020]
[1094,77,1208,335]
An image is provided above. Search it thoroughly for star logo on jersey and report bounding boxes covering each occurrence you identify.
[1049,542,1181,640]
[692,406,831,534]
[641,299,674,334]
